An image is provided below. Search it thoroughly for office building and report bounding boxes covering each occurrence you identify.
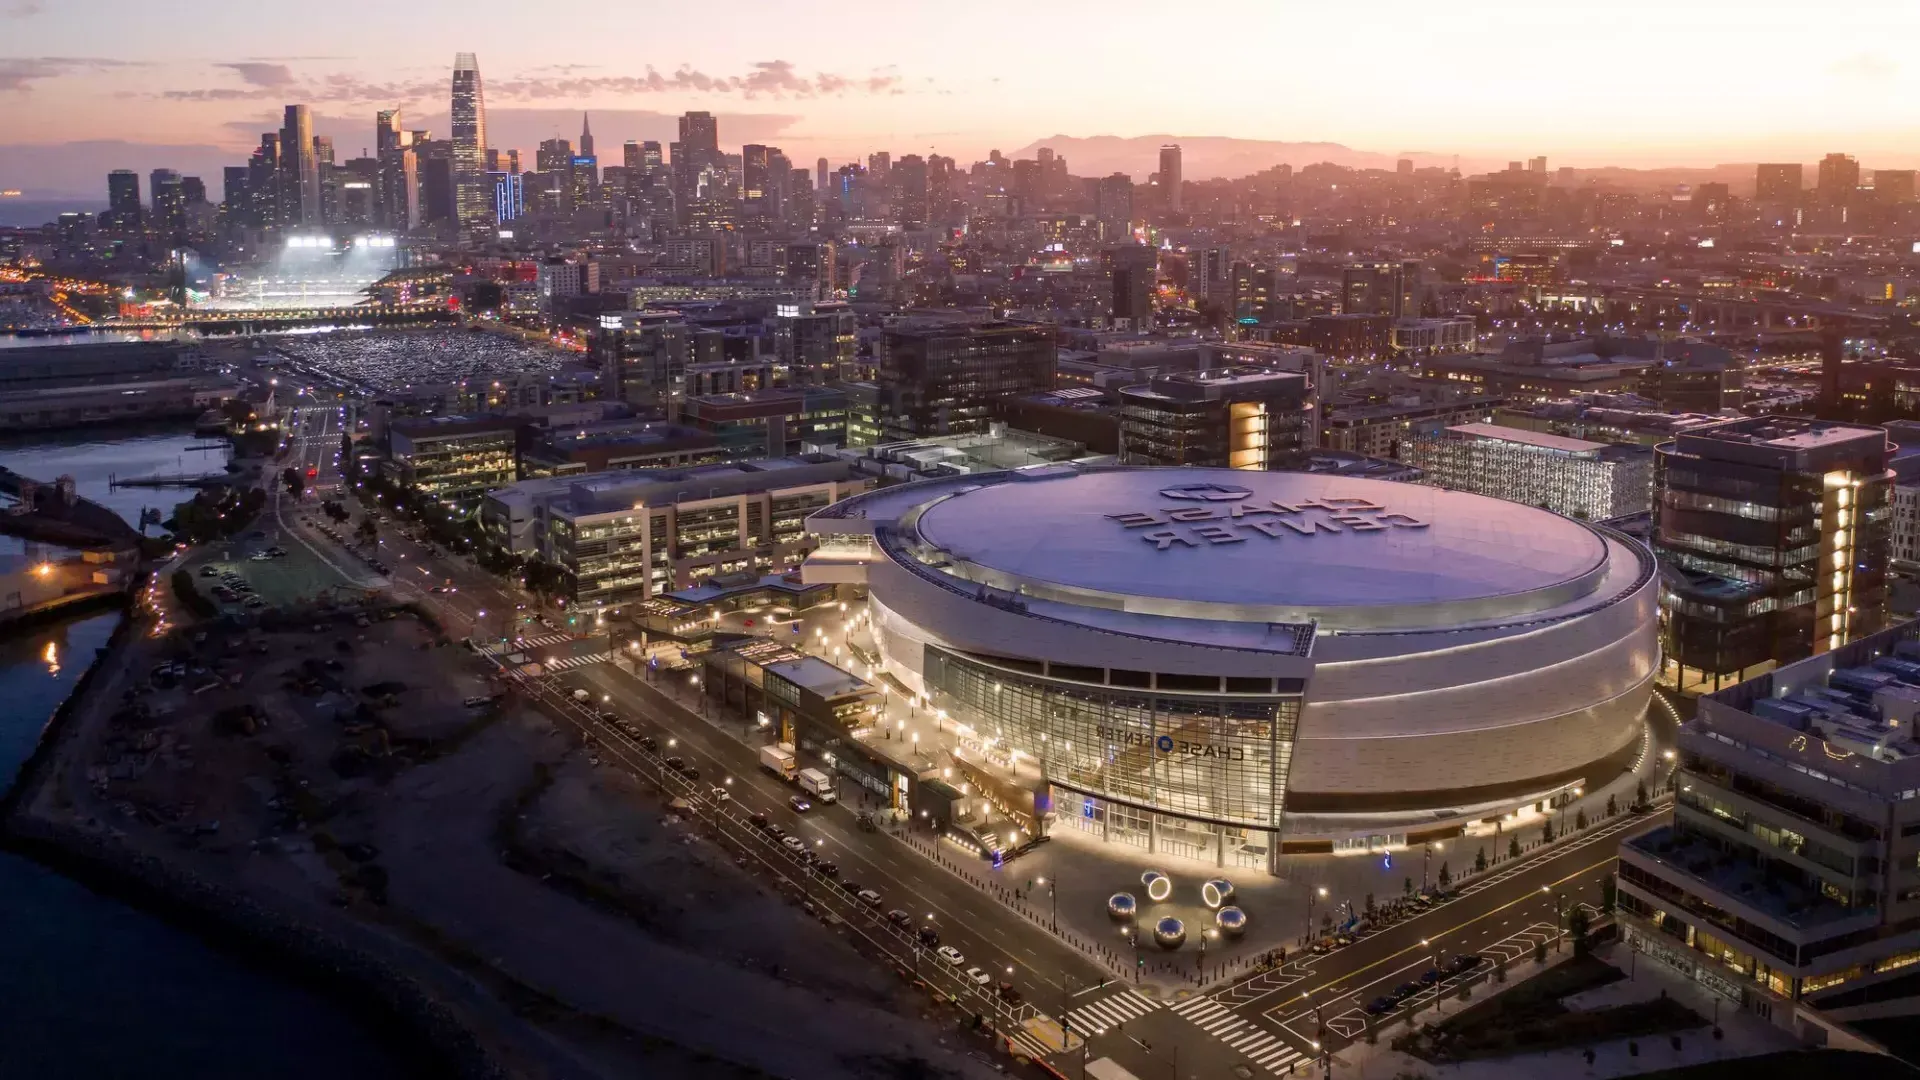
[1320,390,1504,459]
[1118,368,1317,470]
[773,300,856,382]
[1755,163,1804,204]
[1108,244,1157,329]
[877,321,1056,441]
[1620,622,1920,1018]
[1341,261,1420,320]
[1876,170,1917,206]
[450,53,490,236]
[675,111,722,226]
[1656,416,1893,694]
[1158,144,1183,213]
[105,169,141,229]
[148,169,184,234]
[682,386,850,458]
[1401,422,1654,521]
[480,457,874,609]
[279,104,320,226]
[384,415,518,509]
[1818,153,1861,209]
[1190,246,1233,312]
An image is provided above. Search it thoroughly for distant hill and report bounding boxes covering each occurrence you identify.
[1010,134,1482,181]
[1011,134,1774,194]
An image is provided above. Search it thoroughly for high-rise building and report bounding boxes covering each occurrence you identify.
[1876,169,1917,206]
[1096,173,1133,239]
[893,153,928,230]
[1817,153,1861,208]
[816,157,828,195]
[106,169,141,229]
[675,111,721,225]
[1108,244,1157,329]
[1656,416,1892,694]
[877,321,1056,441]
[1118,368,1317,471]
[450,52,491,236]
[578,112,595,162]
[1158,144,1183,214]
[279,104,320,226]
[1755,163,1803,203]
[376,110,418,232]
[1190,246,1233,312]
[1341,260,1420,320]
[742,143,776,230]
[1527,155,1548,173]
[149,169,185,234]
[376,110,403,154]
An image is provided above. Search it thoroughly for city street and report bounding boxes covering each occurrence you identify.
[278,485,1669,1078]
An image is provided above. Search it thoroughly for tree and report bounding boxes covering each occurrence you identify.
[1403,876,1414,897]
[1575,808,1589,831]
[1606,793,1618,817]
[1474,847,1487,873]
[1601,873,1617,913]
[1634,780,1649,811]
[1541,819,1555,844]
[1320,911,1334,933]
[1365,892,1376,917]
[1568,906,1593,956]
[1494,958,1507,984]
[1533,941,1547,965]
[282,466,304,497]
[1509,836,1521,860]
[358,517,377,545]
[1437,862,1452,890]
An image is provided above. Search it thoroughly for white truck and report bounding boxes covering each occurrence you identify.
[759,744,797,781]
[797,767,838,803]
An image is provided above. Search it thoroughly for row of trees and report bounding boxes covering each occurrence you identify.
[169,486,266,544]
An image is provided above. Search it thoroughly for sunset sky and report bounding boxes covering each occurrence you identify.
[4,0,1920,193]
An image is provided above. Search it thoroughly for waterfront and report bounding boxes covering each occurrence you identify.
[0,426,405,1078]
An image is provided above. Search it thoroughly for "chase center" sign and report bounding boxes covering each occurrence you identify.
[1109,485,1431,551]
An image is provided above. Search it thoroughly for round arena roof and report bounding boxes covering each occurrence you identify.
[909,467,1611,628]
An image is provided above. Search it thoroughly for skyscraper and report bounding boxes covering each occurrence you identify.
[578,112,595,161]
[1817,153,1860,208]
[450,52,491,236]
[279,104,320,226]
[376,109,417,232]
[1755,163,1803,203]
[376,109,403,154]
[150,168,185,234]
[1158,144,1183,214]
[816,157,828,194]
[675,111,721,226]
[742,144,777,230]
[106,169,141,229]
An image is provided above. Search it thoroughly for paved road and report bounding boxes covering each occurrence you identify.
[313,477,1669,1076]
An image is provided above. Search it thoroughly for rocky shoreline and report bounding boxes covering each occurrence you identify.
[0,598,511,1080]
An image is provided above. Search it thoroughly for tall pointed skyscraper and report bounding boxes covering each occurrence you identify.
[579,113,594,160]
[450,53,490,236]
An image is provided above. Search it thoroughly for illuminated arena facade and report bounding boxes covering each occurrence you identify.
[805,465,1657,872]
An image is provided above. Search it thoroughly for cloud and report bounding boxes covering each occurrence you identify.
[0,56,138,93]
[6,1,43,15]
[1828,52,1899,81]
[218,62,295,88]
[488,61,915,101]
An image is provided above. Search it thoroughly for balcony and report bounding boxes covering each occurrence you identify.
[1624,825,1877,940]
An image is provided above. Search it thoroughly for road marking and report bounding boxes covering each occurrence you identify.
[1062,988,1157,1034]
[1259,854,1617,1027]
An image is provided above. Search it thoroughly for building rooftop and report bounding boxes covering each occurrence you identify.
[487,456,865,519]
[764,655,870,699]
[1684,415,1888,453]
[1444,422,1608,455]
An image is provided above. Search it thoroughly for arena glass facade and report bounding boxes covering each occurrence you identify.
[918,647,1300,870]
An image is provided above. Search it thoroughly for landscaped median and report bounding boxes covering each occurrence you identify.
[1393,948,1706,1064]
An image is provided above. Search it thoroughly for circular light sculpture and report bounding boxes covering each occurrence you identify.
[1201,879,1236,909]
[1153,916,1187,950]
[1216,906,1248,937]
[1107,892,1139,921]
[1141,870,1173,903]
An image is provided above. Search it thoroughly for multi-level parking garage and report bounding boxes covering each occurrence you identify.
[805,464,1657,873]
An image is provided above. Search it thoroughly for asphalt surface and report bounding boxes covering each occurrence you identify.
[263,460,1669,1077]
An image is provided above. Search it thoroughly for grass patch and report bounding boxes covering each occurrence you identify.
[1396,952,1704,1063]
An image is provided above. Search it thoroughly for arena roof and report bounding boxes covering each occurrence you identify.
[909,467,1608,619]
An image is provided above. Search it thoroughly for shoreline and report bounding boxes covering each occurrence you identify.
[0,597,512,1080]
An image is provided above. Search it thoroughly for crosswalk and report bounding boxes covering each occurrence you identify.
[1006,1028,1055,1061]
[514,632,573,648]
[1062,988,1158,1036]
[542,651,611,672]
[1170,997,1310,1074]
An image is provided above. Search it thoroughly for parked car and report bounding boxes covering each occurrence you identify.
[918,926,940,947]
[1365,996,1398,1016]
[1444,954,1484,976]
[887,909,912,927]
[748,812,770,829]
[996,983,1023,1004]
[781,836,807,854]
[936,946,965,967]
[638,736,658,753]
[857,889,883,909]
[963,966,991,986]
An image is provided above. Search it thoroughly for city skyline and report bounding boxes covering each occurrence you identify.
[6,0,1920,195]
